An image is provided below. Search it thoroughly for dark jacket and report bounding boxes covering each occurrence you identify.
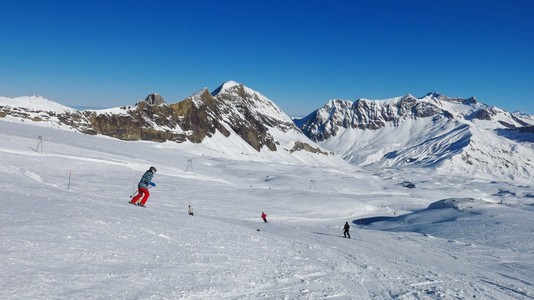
[138,170,154,188]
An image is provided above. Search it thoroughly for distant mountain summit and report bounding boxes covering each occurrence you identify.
[294,93,534,182]
[183,80,302,150]
[143,93,165,105]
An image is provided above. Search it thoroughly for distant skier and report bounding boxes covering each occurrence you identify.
[188,205,194,216]
[130,166,157,207]
[261,212,268,223]
[343,222,351,238]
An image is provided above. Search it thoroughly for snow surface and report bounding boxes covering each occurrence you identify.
[0,95,75,113]
[1,120,534,299]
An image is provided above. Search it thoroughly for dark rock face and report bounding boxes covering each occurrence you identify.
[289,141,332,155]
[76,93,230,143]
[468,108,494,121]
[144,93,165,106]
[210,85,286,151]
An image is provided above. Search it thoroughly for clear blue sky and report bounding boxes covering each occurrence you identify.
[1,0,533,115]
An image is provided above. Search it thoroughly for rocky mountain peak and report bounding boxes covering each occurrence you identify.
[144,93,165,105]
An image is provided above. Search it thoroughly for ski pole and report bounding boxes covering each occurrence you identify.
[129,190,138,198]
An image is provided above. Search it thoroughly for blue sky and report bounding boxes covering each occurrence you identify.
[1,0,533,116]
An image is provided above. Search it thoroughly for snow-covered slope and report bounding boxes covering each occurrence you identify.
[1,120,533,299]
[296,93,534,183]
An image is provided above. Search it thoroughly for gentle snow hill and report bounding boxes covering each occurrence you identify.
[0,95,75,112]
[1,120,534,299]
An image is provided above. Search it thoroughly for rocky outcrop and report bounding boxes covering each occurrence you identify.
[144,93,165,105]
[289,141,332,155]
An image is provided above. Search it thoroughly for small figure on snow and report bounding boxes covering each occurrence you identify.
[261,212,268,223]
[130,166,157,207]
[343,222,351,239]
[188,205,194,216]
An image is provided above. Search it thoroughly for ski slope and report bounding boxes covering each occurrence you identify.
[1,121,533,299]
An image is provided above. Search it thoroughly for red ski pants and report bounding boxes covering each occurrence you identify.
[131,187,150,205]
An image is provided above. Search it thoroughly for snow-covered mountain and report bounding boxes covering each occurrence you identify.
[0,82,336,166]
[3,87,534,182]
[295,93,534,182]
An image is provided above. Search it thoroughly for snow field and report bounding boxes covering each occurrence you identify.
[1,121,534,299]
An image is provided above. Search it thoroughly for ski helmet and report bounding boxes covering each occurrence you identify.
[150,166,157,173]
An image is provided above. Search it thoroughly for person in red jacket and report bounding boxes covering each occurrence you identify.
[261,212,268,223]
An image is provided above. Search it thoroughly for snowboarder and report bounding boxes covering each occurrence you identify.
[188,205,194,216]
[130,166,157,207]
[343,222,351,238]
[261,212,268,223]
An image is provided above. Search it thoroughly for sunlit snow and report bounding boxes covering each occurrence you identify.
[1,116,533,299]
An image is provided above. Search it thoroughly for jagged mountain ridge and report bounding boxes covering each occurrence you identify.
[294,93,534,182]
[2,85,534,181]
[0,82,332,165]
[295,93,530,141]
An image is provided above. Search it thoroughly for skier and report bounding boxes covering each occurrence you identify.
[343,221,351,238]
[130,166,157,207]
[261,212,268,223]
[188,205,194,216]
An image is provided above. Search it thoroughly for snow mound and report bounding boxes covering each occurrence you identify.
[427,198,491,211]
[362,198,491,234]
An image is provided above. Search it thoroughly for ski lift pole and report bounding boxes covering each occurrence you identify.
[68,170,72,190]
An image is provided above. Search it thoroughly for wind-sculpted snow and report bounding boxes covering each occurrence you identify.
[381,124,472,168]
[1,121,534,299]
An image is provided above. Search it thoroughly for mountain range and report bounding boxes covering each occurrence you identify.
[294,92,534,182]
[1,81,533,182]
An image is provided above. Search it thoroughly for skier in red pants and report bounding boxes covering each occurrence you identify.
[130,166,157,207]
